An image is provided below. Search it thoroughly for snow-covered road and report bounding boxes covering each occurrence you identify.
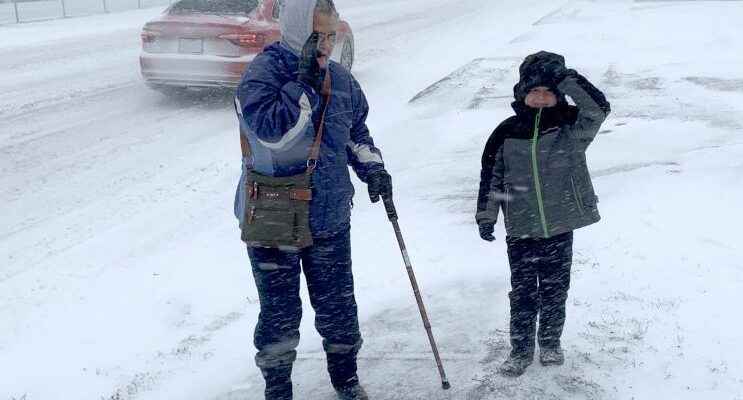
[2,1,743,399]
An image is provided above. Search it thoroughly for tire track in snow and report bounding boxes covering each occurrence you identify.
[101,311,247,400]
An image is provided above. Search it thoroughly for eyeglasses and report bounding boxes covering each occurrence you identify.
[313,31,337,45]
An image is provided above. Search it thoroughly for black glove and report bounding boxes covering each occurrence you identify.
[478,223,495,242]
[531,60,568,90]
[555,68,578,85]
[367,170,392,203]
[298,32,323,92]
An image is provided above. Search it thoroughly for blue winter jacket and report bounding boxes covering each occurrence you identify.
[234,42,385,238]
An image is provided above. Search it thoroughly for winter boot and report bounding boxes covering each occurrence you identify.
[261,366,293,400]
[539,347,565,366]
[334,383,369,400]
[497,351,534,377]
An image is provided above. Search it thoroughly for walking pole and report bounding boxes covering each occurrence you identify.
[382,196,451,390]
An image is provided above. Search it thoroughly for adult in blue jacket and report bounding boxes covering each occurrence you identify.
[233,0,389,399]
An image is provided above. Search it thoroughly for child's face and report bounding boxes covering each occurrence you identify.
[525,86,557,109]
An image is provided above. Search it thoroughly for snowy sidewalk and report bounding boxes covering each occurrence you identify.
[220,2,743,398]
[3,1,743,399]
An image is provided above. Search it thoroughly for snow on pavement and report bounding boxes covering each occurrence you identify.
[1,1,743,399]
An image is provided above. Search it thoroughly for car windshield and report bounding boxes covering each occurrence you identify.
[169,0,260,15]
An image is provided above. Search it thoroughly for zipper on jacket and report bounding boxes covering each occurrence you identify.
[531,109,549,237]
[570,175,585,216]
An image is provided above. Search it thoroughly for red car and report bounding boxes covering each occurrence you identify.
[139,0,355,91]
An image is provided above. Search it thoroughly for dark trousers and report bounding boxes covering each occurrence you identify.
[248,228,362,397]
[506,231,573,356]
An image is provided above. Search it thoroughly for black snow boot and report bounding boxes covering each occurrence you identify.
[497,351,534,377]
[539,347,565,366]
[262,366,293,400]
[334,383,369,400]
[327,347,364,398]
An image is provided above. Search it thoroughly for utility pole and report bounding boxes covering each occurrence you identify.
[13,0,20,23]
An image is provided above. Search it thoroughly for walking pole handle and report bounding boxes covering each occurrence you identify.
[383,196,398,221]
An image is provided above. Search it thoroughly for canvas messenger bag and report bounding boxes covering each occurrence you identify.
[239,73,332,251]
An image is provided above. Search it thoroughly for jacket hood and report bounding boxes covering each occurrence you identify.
[513,51,568,104]
[280,0,318,55]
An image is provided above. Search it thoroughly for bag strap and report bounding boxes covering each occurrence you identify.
[238,68,332,176]
[239,129,252,159]
[306,68,332,174]
[236,96,252,159]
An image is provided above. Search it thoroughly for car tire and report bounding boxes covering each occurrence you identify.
[340,38,354,71]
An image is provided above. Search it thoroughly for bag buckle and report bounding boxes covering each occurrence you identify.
[251,181,259,199]
[289,189,313,201]
[248,206,256,224]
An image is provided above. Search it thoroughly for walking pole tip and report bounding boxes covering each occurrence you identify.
[442,380,451,390]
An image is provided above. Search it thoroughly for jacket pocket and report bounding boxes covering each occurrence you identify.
[503,185,518,234]
[504,186,511,222]
[243,209,297,243]
[577,168,598,207]
[570,175,585,216]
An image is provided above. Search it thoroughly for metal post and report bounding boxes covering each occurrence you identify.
[102,0,108,13]
[13,0,20,23]
[60,0,66,18]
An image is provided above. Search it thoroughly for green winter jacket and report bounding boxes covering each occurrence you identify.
[476,74,611,239]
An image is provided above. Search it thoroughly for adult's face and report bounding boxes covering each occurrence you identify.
[525,86,558,109]
[313,11,339,69]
